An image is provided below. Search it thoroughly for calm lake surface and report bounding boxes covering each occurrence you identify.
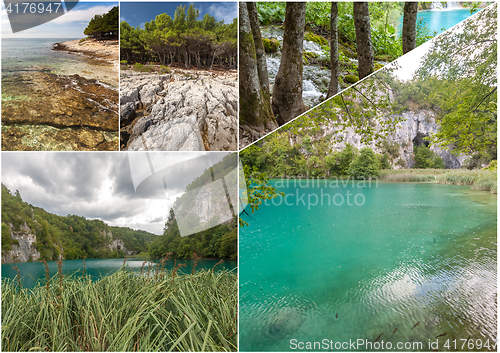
[417,8,479,34]
[2,258,237,289]
[239,182,496,351]
[398,8,478,35]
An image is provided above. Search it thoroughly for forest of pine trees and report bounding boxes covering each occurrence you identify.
[120,4,237,69]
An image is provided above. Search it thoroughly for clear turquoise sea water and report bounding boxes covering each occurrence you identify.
[239,182,496,351]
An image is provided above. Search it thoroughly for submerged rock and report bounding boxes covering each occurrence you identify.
[1,70,119,151]
[120,68,238,151]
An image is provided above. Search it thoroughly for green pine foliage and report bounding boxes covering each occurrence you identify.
[120,4,237,69]
[83,6,118,40]
[1,185,156,261]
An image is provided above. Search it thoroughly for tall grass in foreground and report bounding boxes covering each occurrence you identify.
[378,169,497,193]
[1,262,237,352]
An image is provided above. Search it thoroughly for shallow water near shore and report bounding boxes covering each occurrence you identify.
[2,38,118,88]
[2,258,237,289]
[2,38,119,150]
[239,182,496,351]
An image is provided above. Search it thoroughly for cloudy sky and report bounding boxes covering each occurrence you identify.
[1,2,116,38]
[120,2,237,29]
[1,152,230,235]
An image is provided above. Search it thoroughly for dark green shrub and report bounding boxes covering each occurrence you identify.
[348,147,380,179]
[414,146,445,169]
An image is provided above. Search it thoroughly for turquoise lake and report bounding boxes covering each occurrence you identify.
[239,182,496,351]
[417,8,479,34]
[397,8,478,35]
[1,258,237,289]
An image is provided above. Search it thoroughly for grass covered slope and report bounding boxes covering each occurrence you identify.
[1,263,237,352]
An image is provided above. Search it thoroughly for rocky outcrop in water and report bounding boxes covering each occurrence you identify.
[1,222,42,263]
[1,69,119,151]
[120,69,237,151]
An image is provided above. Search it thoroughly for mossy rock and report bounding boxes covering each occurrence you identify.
[339,43,357,59]
[303,51,319,65]
[374,54,395,62]
[304,32,329,46]
[343,74,359,84]
[374,62,384,71]
[263,38,280,53]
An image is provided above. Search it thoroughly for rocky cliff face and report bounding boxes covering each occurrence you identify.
[320,109,467,169]
[120,68,237,151]
[102,230,134,255]
[1,222,42,263]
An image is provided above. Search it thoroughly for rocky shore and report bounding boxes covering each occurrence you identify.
[1,39,119,151]
[120,68,237,151]
[2,69,118,151]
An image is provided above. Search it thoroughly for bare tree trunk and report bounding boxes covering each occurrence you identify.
[239,2,275,127]
[272,2,307,125]
[247,2,270,98]
[402,2,418,54]
[327,2,339,98]
[354,2,374,79]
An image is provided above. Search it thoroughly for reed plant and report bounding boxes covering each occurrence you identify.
[378,169,497,193]
[1,260,237,352]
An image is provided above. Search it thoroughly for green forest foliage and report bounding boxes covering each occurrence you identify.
[148,154,238,260]
[256,2,435,62]
[83,6,118,40]
[414,146,445,169]
[1,185,156,261]
[120,4,237,69]
[148,209,237,261]
[240,131,393,180]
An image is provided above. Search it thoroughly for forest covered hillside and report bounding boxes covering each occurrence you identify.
[147,154,237,260]
[1,185,157,263]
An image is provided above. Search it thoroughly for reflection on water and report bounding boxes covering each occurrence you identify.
[2,258,237,289]
[239,183,496,351]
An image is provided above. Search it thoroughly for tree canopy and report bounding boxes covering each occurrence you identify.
[415,3,497,159]
[84,6,118,40]
[120,4,237,69]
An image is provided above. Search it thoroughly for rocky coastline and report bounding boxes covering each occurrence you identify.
[120,68,237,151]
[1,39,119,151]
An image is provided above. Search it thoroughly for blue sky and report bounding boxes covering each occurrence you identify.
[1,2,117,38]
[120,2,236,30]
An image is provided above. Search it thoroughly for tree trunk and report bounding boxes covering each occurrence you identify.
[327,2,339,99]
[402,2,418,54]
[272,2,307,125]
[239,2,275,127]
[354,2,374,79]
[247,2,270,98]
